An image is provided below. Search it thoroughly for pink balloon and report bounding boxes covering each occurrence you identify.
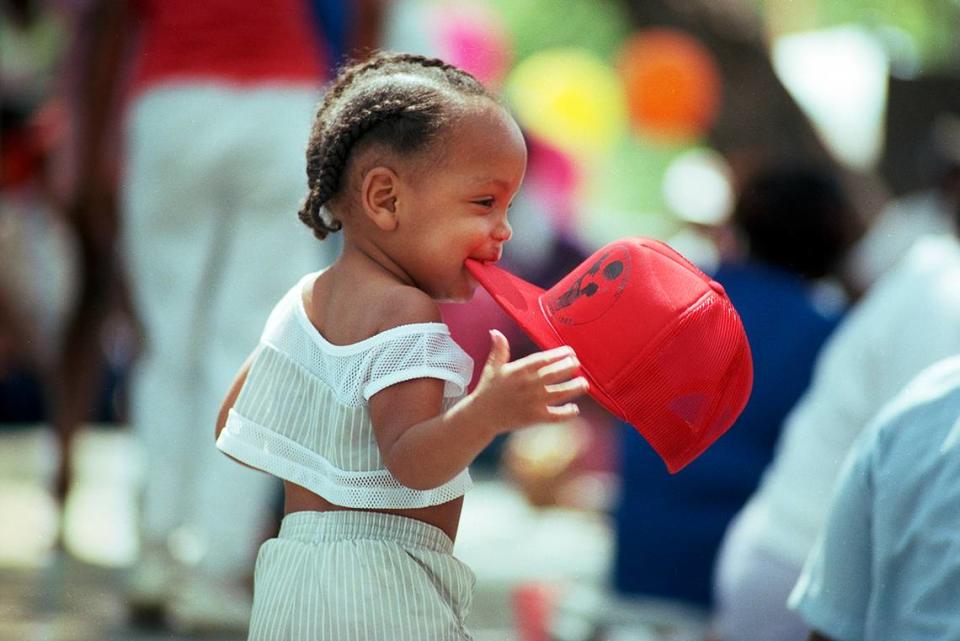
[433,5,513,88]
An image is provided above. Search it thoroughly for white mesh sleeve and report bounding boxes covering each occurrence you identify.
[363,330,474,400]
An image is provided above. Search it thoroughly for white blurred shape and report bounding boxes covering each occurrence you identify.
[0,198,78,364]
[62,427,143,568]
[772,25,889,170]
[0,482,58,568]
[0,429,59,568]
[169,525,208,566]
[382,0,441,58]
[666,226,721,273]
[662,147,734,226]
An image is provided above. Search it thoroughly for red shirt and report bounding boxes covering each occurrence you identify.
[130,0,327,94]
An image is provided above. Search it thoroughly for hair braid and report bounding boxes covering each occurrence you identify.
[298,51,495,240]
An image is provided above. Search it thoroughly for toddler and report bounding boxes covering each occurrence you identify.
[214,52,588,640]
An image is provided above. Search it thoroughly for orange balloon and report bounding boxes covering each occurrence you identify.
[618,29,721,140]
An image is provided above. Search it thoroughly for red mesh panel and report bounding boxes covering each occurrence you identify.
[611,293,752,472]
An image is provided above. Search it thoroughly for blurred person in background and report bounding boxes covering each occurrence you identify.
[611,167,859,615]
[65,0,379,632]
[788,354,960,641]
[710,143,960,641]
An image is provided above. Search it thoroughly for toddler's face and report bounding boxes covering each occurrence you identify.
[394,100,527,302]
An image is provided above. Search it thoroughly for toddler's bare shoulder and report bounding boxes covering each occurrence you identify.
[376,286,442,331]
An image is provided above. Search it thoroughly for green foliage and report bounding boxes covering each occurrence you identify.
[489,0,633,62]
[798,0,959,72]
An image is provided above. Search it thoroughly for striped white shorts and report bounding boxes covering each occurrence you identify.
[248,510,476,640]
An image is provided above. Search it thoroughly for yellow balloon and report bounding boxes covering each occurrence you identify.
[505,48,627,156]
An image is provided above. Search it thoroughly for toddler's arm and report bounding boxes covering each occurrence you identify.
[215,349,258,440]
[369,330,587,490]
[214,349,263,472]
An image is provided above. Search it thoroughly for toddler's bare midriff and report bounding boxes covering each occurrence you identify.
[282,481,464,543]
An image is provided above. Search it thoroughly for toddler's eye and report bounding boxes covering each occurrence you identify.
[472,198,495,208]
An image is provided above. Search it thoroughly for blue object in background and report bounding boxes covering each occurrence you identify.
[0,362,128,426]
[309,0,351,70]
[0,366,47,424]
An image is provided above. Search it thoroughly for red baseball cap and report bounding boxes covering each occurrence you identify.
[466,237,753,473]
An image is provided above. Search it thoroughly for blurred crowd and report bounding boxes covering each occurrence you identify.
[2,0,960,640]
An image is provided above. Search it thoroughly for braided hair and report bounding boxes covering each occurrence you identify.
[299,52,495,239]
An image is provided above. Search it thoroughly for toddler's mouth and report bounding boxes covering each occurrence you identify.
[468,253,501,265]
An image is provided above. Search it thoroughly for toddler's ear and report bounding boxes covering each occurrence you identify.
[361,166,399,231]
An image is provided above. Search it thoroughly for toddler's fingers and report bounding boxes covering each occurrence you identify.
[486,329,511,369]
[545,377,589,403]
[546,403,580,420]
[516,345,576,371]
[537,355,581,383]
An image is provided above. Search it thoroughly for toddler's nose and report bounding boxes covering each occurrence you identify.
[492,219,512,242]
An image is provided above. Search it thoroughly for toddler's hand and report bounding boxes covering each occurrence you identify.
[471,329,589,435]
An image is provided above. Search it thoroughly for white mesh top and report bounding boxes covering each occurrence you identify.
[215,272,476,509]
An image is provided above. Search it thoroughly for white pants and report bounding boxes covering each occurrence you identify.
[122,84,336,578]
[250,511,475,641]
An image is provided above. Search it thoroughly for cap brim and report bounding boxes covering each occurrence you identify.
[466,259,629,423]
[465,259,562,353]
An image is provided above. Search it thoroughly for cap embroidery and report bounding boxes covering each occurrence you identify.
[547,245,631,325]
